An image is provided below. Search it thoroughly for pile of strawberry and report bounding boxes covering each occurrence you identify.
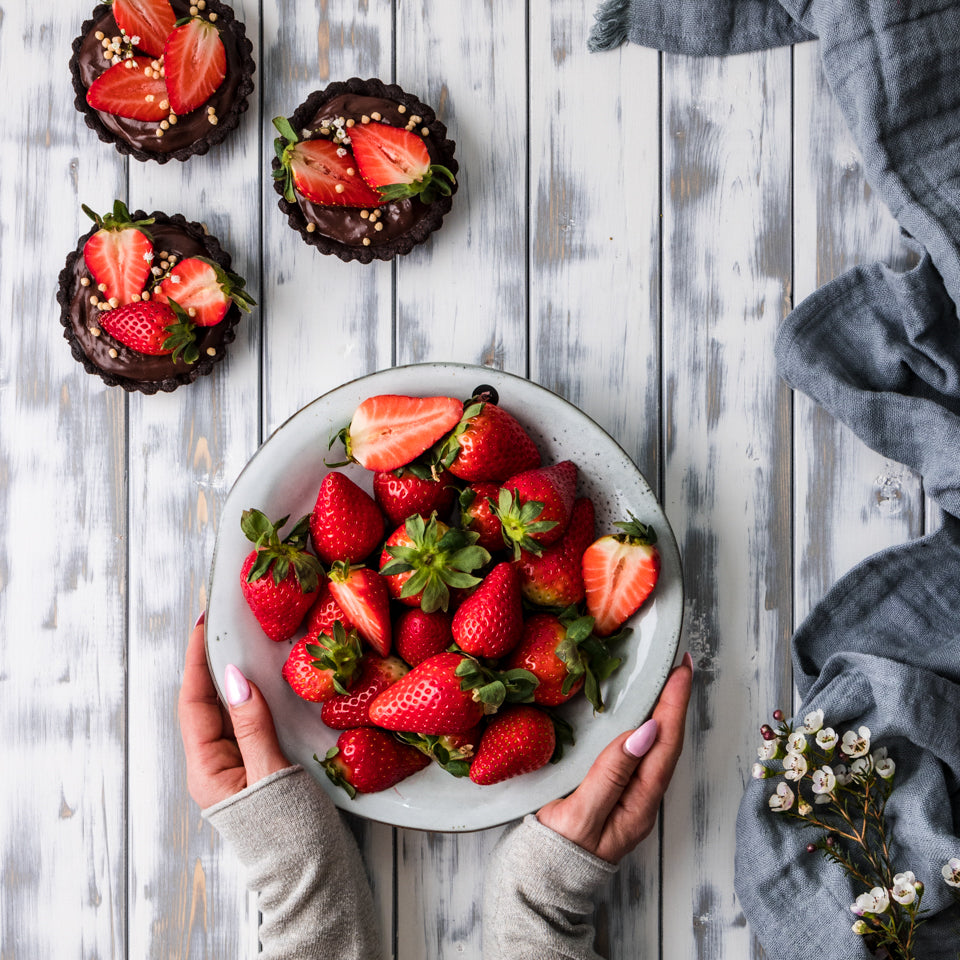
[80,199,253,362]
[272,114,455,210]
[86,0,228,133]
[239,390,661,796]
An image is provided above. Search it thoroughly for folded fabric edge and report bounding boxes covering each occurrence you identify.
[587,0,631,52]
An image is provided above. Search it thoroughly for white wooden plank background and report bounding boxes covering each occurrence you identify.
[0,3,926,958]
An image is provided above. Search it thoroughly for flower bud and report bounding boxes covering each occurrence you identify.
[760,724,776,741]
[772,709,784,722]
[806,843,816,853]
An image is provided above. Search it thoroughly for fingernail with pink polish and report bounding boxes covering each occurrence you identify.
[224,664,251,706]
[194,610,206,629]
[682,651,694,673]
[624,718,658,759]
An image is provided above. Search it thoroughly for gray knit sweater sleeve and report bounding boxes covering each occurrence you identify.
[483,814,618,959]
[202,765,383,960]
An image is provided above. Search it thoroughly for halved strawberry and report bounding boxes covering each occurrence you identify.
[86,57,170,121]
[348,122,456,203]
[272,117,382,208]
[153,257,255,327]
[81,200,155,305]
[163,17,226,115]
[336,394,464,472]
[112,0,177,58]
[327,561,392,657]
[582,515,661,636]
[98,299,198,362]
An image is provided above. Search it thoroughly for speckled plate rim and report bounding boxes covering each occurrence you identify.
[206,362,684,832]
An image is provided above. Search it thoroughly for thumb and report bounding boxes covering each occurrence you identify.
[223,664,290,785]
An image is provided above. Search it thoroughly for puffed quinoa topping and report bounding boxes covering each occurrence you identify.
[306,222,316,233]
[108,348,118,358]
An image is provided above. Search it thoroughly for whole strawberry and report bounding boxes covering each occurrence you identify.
[469,705,556,786]
[459,483,506,554]
[239,509,324,642]
[503,610,622,710]
[495,460,578,558]
[99,299,198,362]
[437,399,541,483]
[320,727,430,798]
[327,561,392,657]
[451,562,524,659]
[310,471,385,565]
[320,653,409,728]
[281,621,364,703]
[368,652,488,735]
[582,515,660,636]
[394,607,454,666]
[379,513,489,613]
[514,497,595,607]
[373,466,458,527]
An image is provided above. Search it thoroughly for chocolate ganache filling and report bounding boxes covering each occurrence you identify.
[72,0,250,158]
[60,216,240,388]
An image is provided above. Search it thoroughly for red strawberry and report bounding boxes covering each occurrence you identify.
[309,472,385,566]
[281,621,364,703]
[514,497,595,607]
[451,562,524,659]
[348,122,456,204]
[372,466,457,527]
[163,17,226,115]
[504,611,621,710]
[327,561,392,657]
[111,0,177,58]
[272,118,382,208]
[395,725,482,777]
[239,509,324,643]
[582,515,661,636]
[321,727,430,797]
[438,400,541,483]
[320,653,409,728]
[469,706,556,786]
[394,608,453,666]
[86,57,170,121]
[459,482,506,554]
[81,200,155,305]
[99,299,198,362]
[153,257,255,327]
[368,652,488,735]
[302,581,356,638]
[337,394,464,472]
[495,460,578,558]
[379,514,489,612]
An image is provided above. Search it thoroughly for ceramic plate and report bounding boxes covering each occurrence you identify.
[206,362,683,831]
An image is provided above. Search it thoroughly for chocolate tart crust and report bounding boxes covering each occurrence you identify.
[272,77,458,264]
[70,0,255,164]
[57,212,244,394]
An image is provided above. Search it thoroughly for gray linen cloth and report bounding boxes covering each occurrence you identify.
[589,0,960,956]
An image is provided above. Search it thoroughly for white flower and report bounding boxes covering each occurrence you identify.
[851,920,869,935]
[797,798,813,816]
[787,731,808,754]
[783,752,808,781]
[814,793,832,805]
[143,250,155,262]
[801,709,825,734]
[841,726,871,758]
[816,727,839,751]
[757,738,782,761]
[768,782,794,812]
[891,872,917,905]
[811,765,836,795]
[336,146,348,157]
[834,763,853,786]
[851,755,873,776]
[169,273,181,284]
[875,756,896,780]
[942,858,960,888]
[751,762,769,780]
[851,887,889,916]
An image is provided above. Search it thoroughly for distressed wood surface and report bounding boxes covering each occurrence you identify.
[0,2,927,958]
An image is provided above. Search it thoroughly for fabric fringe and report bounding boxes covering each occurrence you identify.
[587,0,631,51]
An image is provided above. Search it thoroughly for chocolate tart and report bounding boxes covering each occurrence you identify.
[273,78,458,264]
[57,211,245,394]
[70,0,255,163]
